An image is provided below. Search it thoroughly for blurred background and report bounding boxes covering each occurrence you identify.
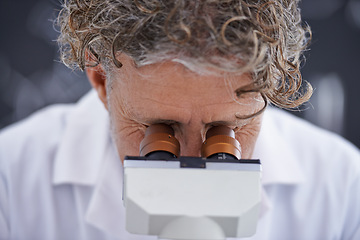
[0,0,359,148]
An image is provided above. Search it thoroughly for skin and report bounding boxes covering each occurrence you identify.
[86,55,265,162]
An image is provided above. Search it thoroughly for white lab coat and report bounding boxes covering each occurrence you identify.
[0,90,359,240]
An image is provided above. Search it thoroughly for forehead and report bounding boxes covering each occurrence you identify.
[108,57,261,123]
[112,56,252,98]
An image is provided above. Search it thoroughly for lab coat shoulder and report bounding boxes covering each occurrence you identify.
[268,108,360,178]
[262,108,360,239]
[0,90,111,240]
[0,104,75,240]
[0,104,73,166]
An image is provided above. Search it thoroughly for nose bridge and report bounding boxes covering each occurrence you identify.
[178,126,204,157]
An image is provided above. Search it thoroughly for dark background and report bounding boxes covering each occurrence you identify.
[0,0,359,148]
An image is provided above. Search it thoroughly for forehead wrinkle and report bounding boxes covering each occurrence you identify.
[138,89,237,108]
[128,96,193,124]
[140,96,189,108]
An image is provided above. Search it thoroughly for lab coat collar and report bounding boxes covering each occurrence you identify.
[251,108,306,222]
[85,141,131,238]
[53,90,111,186]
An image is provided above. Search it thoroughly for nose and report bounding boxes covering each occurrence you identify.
[177,127,204,157]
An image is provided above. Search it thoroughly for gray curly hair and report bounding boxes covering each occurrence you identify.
[57,0,312,110]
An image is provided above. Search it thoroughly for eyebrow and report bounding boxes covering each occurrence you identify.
[146,119,181,125]
[145,118,248,128]
[207,119,249,128]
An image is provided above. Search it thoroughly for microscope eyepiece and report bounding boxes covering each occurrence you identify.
[139,124,180,159]
[201,125,241,160]
[140,124,241,160]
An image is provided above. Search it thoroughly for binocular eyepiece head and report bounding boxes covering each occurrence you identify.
[140,124,241,160]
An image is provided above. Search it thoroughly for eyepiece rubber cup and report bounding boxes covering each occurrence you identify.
[201,126,241,160]
[140,124,180,157]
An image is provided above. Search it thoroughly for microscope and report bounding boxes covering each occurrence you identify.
[123,124,261,240]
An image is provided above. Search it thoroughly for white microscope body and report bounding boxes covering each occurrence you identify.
[123,157,261,240]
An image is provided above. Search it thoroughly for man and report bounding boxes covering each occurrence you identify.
[1,0,359,239]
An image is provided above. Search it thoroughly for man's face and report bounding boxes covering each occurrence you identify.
[103,56,264,162]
